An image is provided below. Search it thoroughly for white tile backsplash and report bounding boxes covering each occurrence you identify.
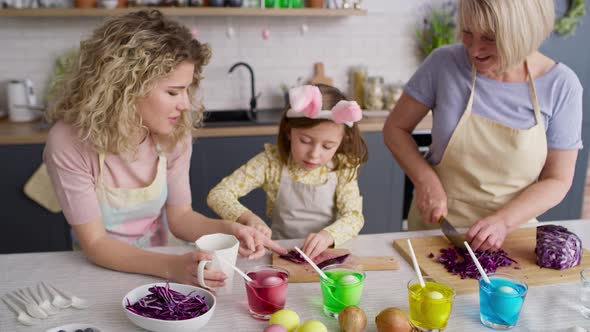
[0,0,432,111]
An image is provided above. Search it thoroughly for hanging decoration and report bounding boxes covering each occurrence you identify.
[262,28,271,40]
[300,23,309,36]
[554,0,586,36]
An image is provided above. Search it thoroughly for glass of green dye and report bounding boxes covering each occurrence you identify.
[319,264,365,318]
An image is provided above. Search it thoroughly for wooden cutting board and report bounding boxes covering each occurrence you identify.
[393,227,590,295]
[272,248,399,283]
[309,62,333,86]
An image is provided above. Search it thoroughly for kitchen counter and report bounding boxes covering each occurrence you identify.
[0,112,433,145]
[0,219,588,331]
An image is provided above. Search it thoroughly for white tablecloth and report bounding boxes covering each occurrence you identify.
[1,220,589,332]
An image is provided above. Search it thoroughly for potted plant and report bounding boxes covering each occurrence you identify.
[415,1,457,59]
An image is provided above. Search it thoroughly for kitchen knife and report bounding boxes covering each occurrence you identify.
[439,216,465,248]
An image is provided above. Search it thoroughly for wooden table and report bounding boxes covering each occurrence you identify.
[1,220,588,331]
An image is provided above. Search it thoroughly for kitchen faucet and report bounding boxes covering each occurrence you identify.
[228,62,259,120]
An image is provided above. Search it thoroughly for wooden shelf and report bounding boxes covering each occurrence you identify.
[0,7,367,17]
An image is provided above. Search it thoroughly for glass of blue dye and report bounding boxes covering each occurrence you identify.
[478,273,528,330]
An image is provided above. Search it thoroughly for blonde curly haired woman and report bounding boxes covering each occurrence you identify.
[385,0,583,251]
[44,10,286,287]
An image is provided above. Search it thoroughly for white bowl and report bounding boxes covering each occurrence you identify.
[122,282,216,332]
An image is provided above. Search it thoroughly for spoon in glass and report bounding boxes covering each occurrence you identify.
[1,295,37,326]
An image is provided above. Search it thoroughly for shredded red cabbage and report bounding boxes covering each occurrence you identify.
[432,247,518,279]
[125,283,210,320]
[535,225,582,270]
[279,249,349,268]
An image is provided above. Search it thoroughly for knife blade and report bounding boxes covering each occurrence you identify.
[439,216,465,248]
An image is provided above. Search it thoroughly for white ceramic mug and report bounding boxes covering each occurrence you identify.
[195,233,239,294]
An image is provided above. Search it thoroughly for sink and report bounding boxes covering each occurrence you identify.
[203,109,253,123]
[202,108,284,127]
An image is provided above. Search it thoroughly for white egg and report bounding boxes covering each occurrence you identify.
[261,276,282,287]
[498,285,518,295]
[339,275,359,284]
[427,291,444,300]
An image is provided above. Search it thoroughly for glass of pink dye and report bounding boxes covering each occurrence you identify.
[244,265,289,320]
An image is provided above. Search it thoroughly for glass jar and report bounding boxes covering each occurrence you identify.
[383,83,403,111]
[349,66,367,109]
[364,76,384,110]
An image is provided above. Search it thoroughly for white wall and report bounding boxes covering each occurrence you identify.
[0,0,433,111]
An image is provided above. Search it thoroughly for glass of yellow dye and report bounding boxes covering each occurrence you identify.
[407,277,455,331]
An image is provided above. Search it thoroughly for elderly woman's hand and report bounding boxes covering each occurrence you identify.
[466,215,509,251]
[414,178,448,225]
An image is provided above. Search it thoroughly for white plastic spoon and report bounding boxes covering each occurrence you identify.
[464,241,491,284]
[10,290,47,319]
[29,285,59,315]
[1,295,37,326]
[37,282,61,314]
[407,239,425,288]
[293,246,329,280]
[47,282,90,309]
[41,281,71,309]
[217,256,253,283]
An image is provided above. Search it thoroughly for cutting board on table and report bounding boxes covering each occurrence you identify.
[272,248,399,283]
[393,227,590,295]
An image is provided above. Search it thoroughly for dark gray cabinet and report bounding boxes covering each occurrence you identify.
[189,132,407,234]
[0,144,71,254]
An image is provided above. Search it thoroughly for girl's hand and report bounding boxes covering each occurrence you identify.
[228,222,287,259]
[302,230,334,260]
[466,215,509,251]
[239,213,272,239]
[169,251,227,288]
[414,178,448,225]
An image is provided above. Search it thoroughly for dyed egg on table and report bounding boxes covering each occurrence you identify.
[263,324,287,332]
[297,320,327,332]
[269,309,300,332]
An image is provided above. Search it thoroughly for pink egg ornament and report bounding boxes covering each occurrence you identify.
[264,324,287,332]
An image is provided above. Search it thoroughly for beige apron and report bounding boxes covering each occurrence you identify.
[408,62,547,230]
[95,143,168,247]
[271,165,338,239]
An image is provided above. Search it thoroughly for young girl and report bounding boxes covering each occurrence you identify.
[43,10,285,288]
[207,84,368,259]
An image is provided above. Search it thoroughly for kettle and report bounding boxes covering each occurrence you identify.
[6,79,44,122]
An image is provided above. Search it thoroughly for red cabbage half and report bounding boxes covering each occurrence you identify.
[535,224,582,270]
[126,283,210,320]
[433,247,518,279]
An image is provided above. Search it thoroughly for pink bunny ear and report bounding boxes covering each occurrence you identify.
[331,100,362,125]
[289,85,322,118]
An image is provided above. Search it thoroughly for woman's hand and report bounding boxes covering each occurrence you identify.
[168,251,227,288]
[414,177,448,225]
[228,222,287,259]
[466,215,509,251]
[238,212,272,239]
[302,230,334,260]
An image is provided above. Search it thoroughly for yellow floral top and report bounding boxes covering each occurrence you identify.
[207,144,364,246]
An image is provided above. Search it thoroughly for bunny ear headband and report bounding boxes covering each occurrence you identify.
[286,85,362,128]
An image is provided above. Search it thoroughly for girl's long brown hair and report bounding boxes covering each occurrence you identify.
[277,84,368,181]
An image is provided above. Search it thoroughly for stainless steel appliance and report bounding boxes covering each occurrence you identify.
[6,79,44,122]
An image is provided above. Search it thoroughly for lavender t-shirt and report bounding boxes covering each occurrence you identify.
[404,43,583,165]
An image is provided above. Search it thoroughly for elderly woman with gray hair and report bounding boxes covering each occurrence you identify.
[384,0,583,251]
